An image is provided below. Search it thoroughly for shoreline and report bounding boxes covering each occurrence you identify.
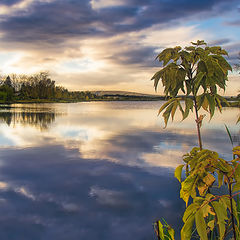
[0,99,239,107]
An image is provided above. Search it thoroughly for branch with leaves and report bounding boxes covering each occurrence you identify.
[156,147,240,240]
[152,40,233,149]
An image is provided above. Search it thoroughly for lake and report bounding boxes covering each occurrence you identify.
[0,101,239,240]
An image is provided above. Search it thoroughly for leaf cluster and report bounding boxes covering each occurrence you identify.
[152,41,233,127]
[174,146,240,240]
[155,219,175,240]
[159,93,229,127]
[152,40,231,97]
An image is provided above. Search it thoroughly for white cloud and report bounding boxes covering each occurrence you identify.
[90,0,127,10]
[140,151,184,169]
[89,186,127,206]
[0,181,8,190]
[16,187,36,200]
[135,24,206,49]
[0,0,34,16]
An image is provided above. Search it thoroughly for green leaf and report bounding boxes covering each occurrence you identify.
[216,158,231,173]
[237,195,240,220]
[183,203,199,223]
[205,57,215,77]
[157,220,165,239]
[181,214,195,240]
[185,46,195,51]
[177,68,186,83]
[182,98,193,120]
[161,219,175,240]
[212,55,232,72]
[168,227,175,240]
[202,203,215,217]
[158,98,176,115]
[233,181,240,193]
[163,103,174,127]
[202,95,209,111]
[156,48,180,67]
[151,69,164,91]
[171,100,178,121]
[198,183,208,196]
[209,46,222,54]
[196,94,204,110]
[191,40,206,46]
[185,80,192,95]
[232,198,239,227]
[180,50,191,62]
[180,175,198,206]
[195,208,208,240]
[215,95,223,112]
[202,173,215,187]
[219,195,231,211]
[206,93,215,119]
[211,201,227,240]
[178,101,184,117]
[216,94,230,107]
[175,164,184,182]
[194,72,205,94]
[207,219,215,231]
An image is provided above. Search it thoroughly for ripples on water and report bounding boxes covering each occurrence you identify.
[0,102,239,239]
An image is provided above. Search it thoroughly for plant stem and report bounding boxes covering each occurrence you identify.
[193,96,203,150]
[190,65,203,150]
[228,182,237,240]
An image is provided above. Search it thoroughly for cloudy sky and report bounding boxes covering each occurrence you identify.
[0,0,239,94]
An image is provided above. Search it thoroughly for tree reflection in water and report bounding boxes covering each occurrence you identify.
[0,107,62,130]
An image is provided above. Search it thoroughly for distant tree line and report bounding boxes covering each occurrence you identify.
[0,72,97,103]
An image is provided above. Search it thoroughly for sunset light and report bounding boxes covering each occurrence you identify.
[0,0,239,95]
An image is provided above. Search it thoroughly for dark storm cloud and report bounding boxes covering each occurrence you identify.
[223,42,240,65]
[0,0,22,6]
[209,38,232,46]
[110,46,158,67]
[116,0,238,31]
[0,0,100,43]
[0,0,238,44]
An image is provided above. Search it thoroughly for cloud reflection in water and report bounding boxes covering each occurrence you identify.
[0,101,238,239]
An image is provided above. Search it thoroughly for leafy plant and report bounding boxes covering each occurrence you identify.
[176,146,240,240]
[152,41,240,240]
[155,146,240,240]
[152,40,232,149]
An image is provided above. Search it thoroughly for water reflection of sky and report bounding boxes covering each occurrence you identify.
[0,102,239,239]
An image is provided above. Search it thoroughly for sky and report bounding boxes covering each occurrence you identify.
[0,0,239,95]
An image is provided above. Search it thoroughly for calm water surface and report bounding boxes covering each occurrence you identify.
[0,101,239,239]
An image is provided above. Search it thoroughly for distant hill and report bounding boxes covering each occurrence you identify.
[89,91,239,104]
[91,90,160,97]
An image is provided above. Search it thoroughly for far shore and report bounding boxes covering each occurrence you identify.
[0,97,239,108]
